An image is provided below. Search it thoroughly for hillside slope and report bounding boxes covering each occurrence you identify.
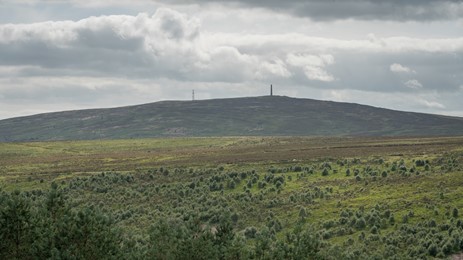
[1,96,463,141]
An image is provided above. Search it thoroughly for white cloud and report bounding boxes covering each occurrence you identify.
[0,9,309,84]
[286,53,335,82]
[417,99,445,109]
[286,53,334,67]
[390,63,415,73]
[256,58,291,79]
[0,9,461,99]
[303,66,335,82]
[404,79,423,89]
[193,46,259,82]
[209,33,463,54]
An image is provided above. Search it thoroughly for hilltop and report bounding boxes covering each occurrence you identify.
[1,96,463,141]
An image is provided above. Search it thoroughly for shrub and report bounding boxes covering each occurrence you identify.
[415,160,426,167]
[322,168,329,176]
[427,242,438,257]
[346,169,351,176]
[244,227,257,239]
[299,207,307,220]
[231,212,239,223]
[356,217,366,229]
[402,215,408,224]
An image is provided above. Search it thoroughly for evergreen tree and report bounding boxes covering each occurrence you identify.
[0,190,35,259]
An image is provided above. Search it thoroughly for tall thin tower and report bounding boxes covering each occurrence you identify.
[270,84,273,96]
[192,89,195,101]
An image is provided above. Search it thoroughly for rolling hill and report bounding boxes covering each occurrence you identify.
[1,96,463,142]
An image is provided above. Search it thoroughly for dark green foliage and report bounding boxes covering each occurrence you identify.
[415,160,426,167]
[402,214,409,224]
[0,186,123,260]
[287,225,322,259]
[231,212,239,223]
[299,207,307,220]
[244,226,257,239]
[146,218,221,260]
[322,168,329,176]
[428,242,438,257]
[346,168,351,176]
[54,208,122,259]
[0,190,35,259]
[356,217,367,229]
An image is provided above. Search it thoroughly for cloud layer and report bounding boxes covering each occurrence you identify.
[1,9,462,85]
[160,0,463,21]
[0,9,298,83]
[0,5,463,119]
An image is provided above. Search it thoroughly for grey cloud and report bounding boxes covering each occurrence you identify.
[1,8,462,89]
[275,50,463,94]
[6,0,460,22]
[12,10,276,82]
[404,79,423,89]
[75,27,144,50]
[1,12,462,91]
[0,10,197,79]
[0,9,290,83]
[1,7,463,120]
[161,0,463,21]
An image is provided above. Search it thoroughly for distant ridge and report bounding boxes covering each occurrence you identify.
[1,96,463,142]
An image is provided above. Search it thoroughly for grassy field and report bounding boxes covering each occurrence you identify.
[1,136,463,258]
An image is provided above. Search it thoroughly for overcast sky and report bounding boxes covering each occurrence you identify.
[0,0,462,119]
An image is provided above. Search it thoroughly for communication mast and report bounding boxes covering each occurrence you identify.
[270,84,273,96]
[192,89,195,101]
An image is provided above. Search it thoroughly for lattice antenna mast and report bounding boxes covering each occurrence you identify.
[192,89,195,101]
[270,84,273,96]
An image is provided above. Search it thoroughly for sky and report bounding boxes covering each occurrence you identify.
[0,0,462,119]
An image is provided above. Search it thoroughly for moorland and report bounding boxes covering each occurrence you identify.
[1,136,463,259]
[2,96,463,142]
